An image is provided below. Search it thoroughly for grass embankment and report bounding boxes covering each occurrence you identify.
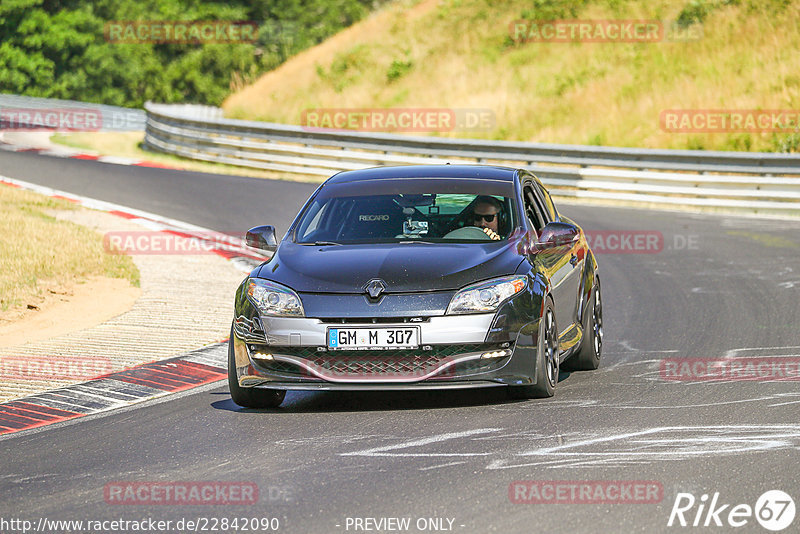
[223,0,800,152]
[0,185,139,314]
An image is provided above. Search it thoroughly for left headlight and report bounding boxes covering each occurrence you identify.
[446,275,527,315]
[247,278,304,317]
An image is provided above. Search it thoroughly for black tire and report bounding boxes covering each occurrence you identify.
[509,298,559,399]
[228,328,286,409]
[565,278,603,371]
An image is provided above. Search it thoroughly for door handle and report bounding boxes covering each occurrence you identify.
[569,254,578,266]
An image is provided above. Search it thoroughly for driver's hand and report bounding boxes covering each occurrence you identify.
[483,227,501,240]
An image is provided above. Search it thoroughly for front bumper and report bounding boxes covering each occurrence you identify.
[231,272,548,390]
[232,313,542,390]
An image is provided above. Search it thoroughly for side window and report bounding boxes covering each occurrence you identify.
[528,183,552,225]
[522,185,546,232]
[533,181,558,221]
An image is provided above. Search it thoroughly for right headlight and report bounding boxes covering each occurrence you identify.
[446,275,527,315]
[246,278,304,317]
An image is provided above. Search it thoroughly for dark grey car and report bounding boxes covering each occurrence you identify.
[229,165,602,408]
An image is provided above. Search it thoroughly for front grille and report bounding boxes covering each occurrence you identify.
[254,360,299,375]
[253,344,496,380]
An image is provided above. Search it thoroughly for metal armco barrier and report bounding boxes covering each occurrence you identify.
[143,103,800,216]
[1,93,146,131]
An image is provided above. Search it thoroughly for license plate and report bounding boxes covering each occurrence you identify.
[327,327,420,350]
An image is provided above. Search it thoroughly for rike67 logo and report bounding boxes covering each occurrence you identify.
[668,490,795,531]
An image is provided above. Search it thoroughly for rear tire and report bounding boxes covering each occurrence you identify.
[564,278,603,371]
[509,299,558,399]
[228,328,286,409]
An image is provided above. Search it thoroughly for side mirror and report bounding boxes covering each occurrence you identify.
[245,225,278,253]
[535,222,579,250]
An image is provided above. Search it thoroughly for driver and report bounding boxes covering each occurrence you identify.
[470,196,503,240]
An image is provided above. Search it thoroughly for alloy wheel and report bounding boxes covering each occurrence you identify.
[592,286,603,357]
[544,308,558,387]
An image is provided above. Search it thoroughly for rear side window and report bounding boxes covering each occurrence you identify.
[533,181,558,221]
[522,185,546,232]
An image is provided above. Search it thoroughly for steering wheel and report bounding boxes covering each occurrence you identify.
[442,226,492,240]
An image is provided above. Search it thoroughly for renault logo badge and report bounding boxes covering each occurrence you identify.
[364,279,386,299]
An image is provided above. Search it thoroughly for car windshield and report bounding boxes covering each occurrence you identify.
[293,180,517,244]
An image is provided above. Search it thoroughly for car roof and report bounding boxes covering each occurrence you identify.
[325,165,519,184]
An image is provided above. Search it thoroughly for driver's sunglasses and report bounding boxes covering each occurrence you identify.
[473,213,497,223]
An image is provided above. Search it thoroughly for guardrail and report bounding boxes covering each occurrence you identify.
[144,103,800,216]
[1,93,145,131]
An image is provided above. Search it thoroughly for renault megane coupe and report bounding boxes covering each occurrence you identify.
[229,165,602,408]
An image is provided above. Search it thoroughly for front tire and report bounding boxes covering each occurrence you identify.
[509,299,559,399]
[565,278,603,371]
[228,328,286,408]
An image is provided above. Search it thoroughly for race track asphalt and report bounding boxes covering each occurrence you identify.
[1,150,799,533]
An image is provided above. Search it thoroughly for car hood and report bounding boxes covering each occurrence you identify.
[258,241,524,293]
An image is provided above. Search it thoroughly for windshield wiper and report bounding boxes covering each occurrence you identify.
[301,241,342,246]
[398,240,436,244]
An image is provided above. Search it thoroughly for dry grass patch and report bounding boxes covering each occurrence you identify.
[0,185,139,314]
[223,0,800,152]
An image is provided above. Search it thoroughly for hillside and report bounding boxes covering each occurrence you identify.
[222,0,800,152]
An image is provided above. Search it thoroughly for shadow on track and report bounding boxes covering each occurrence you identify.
[209,371,572,413]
